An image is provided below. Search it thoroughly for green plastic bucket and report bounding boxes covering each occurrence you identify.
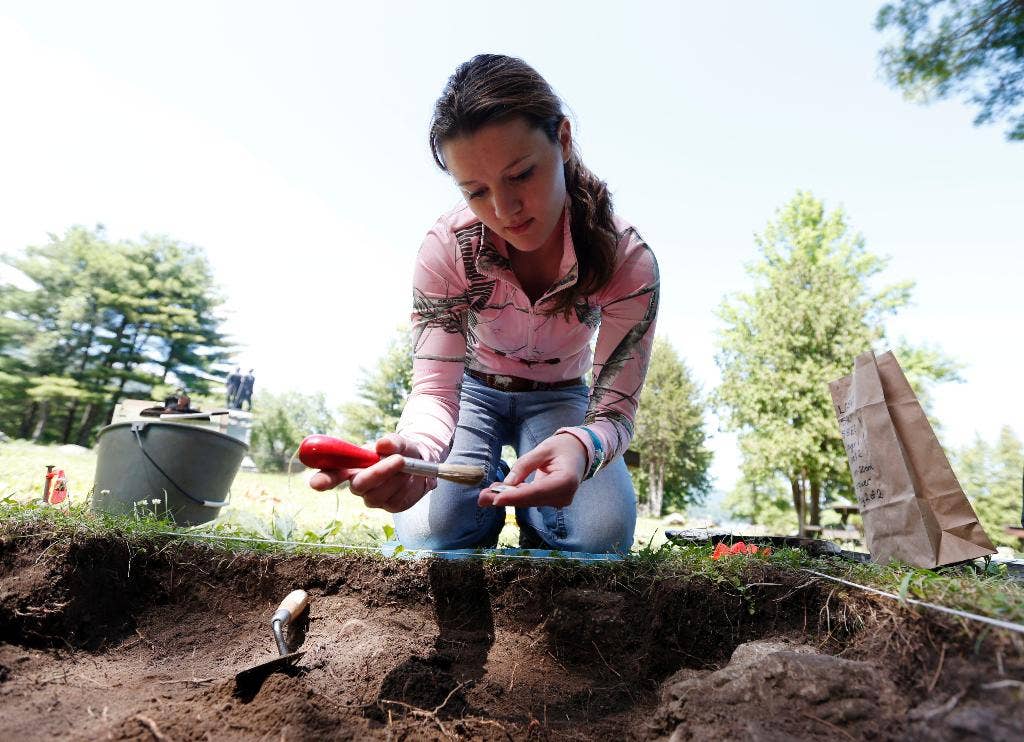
[92,420,248,526]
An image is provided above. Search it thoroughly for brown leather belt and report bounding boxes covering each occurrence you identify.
[466,368,586,393]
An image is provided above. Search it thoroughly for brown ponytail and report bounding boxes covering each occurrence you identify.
[429,54,618,316]
[561,151,616,314]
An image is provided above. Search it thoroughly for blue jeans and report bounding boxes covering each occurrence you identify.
[394,373,637,554]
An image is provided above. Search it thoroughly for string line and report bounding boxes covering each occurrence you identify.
[800,568,1024,636]
[154,531,621,562]
[151,531,1024,634]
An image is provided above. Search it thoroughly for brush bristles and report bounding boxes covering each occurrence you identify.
[435,463,487,485]
[399,456,487,485]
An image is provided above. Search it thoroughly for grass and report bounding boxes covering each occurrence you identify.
[0,438,389,546]
[6,439,1022,631]
[631,537,1024,629]
[3,494,1023,631]
[0,439,668,549]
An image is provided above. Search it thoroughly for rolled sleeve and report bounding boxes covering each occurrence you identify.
[395,217,470,463]
[559,233,659,474]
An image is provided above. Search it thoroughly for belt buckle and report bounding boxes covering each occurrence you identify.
[492,374,516,391]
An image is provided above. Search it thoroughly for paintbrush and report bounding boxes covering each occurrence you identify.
[298,434,486,485]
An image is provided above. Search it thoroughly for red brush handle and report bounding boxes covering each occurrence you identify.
[298,435,382,470]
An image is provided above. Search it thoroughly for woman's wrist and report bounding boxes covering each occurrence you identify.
[554,426,604,480]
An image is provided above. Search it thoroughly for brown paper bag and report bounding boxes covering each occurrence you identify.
[828,350,995,568]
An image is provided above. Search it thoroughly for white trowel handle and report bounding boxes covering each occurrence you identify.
[271,589,309,627]
[270,589,309,656]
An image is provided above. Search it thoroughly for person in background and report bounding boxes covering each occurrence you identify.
[235,369,255,411]
[226,367,242,408]
[140,388,198,417]
[171,390,197,414]
[309,54,659,554]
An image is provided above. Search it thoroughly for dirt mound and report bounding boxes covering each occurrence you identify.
[652,640,901,739]
[0,529,1021,740]
[651,638,1024,741]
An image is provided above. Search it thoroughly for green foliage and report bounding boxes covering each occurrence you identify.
[339,327,413,444]
[723,474,798,534]
[955,426,1023,548]
[0,225,232,444]
[631,337,712,517]
[0,438,392,549]
[249,390,338,471]
[715,191,959,534]
[890,340,965,431]
[834,555,1024,624]
[2,477,1022,627]
[631,538,1024,628]
[0,496,385,554]
[876,0,1024,140]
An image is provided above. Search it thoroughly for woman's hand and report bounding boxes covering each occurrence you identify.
[477,433,588,508]
[307,433,435,513]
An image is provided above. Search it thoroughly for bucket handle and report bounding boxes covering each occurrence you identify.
[131,422,231,508]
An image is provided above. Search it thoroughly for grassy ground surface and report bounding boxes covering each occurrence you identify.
[5,438,1023,631]
[0,439,668,549]
[2,496,1023,629]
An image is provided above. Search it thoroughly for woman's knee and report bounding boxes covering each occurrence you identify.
[555,462,637,553]
[548,517,635,554]
[521,500,636,554]
[393,493,503,550]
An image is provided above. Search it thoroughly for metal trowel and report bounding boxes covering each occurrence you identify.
[235,589,310,686]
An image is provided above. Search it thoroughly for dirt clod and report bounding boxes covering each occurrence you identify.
[653,640,902,739]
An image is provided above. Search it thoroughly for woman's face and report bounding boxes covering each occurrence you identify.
[442,116,571,254]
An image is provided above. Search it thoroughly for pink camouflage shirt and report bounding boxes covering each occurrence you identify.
[396,202,660,480]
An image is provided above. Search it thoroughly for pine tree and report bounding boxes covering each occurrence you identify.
[630,338,712,517]
[0,226,232,443]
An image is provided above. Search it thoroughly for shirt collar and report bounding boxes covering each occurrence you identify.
[474,201,579,299]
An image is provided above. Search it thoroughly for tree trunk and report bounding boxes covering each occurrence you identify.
[100,317,128,368]
[19,402,38,439]
[97,316,131,391]
[160,343,178,384]
[809,478,821,527]
[790,476,805,537]
[650,462,665,518]
[75,325,96,374]
[75,403,98,446]
[31,401,49,442]
[61,400,78,443]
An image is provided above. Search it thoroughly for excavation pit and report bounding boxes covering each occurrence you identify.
[1,528,1021,740]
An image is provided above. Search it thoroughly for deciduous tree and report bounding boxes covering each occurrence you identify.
[250,390,338,472]
[723,474,798,534]
[955,426,1023,548]
[339,328,413,445]
[876,0,1024,140]
[715,192,959,536]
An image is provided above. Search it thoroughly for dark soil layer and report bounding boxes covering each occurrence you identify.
[1,528,1022,741]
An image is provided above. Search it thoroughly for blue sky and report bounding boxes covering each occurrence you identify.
[1,2,1021,491]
